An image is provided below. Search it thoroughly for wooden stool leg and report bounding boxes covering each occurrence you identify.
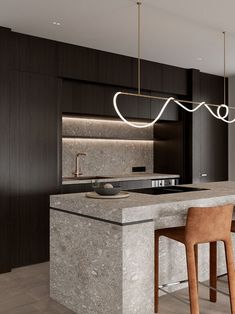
[209,241,217,302]
[186,244,200,314]
[154,234,160,313]
[224,239,235,314]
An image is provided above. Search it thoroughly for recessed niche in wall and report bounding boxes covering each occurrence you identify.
[62,116,154,177]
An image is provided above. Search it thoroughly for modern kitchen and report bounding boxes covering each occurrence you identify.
[1,1,235,314]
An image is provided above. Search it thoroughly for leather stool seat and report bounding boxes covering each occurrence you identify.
[155,204,235,314]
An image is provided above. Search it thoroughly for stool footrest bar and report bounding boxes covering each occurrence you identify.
[159,287,190,306]
[199,281,229,297]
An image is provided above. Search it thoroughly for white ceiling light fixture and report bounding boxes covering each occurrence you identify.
[113,2,235,127]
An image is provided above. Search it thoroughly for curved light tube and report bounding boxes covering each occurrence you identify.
[113,92,235,127]
[113,92,174,128]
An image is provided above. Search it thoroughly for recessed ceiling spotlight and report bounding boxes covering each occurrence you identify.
[197,57,203,61]
[53,21,61,26]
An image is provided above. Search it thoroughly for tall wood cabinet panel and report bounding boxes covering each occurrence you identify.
[58,42,98,81]
[150,91,179,121]
[11,32,57,76]
[0,27,11,71]
[133,60,162,91]
[154,122,184,180]
[61,80,105,115]
[98,51,134,88]
[61,80,151,119]
[0,70,11,273]
[10,72,60,267]
[0,27,11,273]
[114,88,151,119]
[197,73,228,182]
[162,65,188,95]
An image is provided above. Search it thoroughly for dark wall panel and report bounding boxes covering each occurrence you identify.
[198,73,228,182]
[11,32,57,75]
[0,70,11,273]
[0,27,11,273]
[58,42,98,81]
[10,72,59,267]
[154,122,184,180]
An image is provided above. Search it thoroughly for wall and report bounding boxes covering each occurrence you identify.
[62,116,154,177]
[229,76,235,180]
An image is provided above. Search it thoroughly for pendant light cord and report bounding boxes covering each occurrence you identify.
[137,2,141,94]
[223,31,226,105]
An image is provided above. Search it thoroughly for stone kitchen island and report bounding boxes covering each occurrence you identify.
[50,181,235,314]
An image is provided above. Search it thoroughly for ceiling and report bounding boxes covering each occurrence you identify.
[1,0,235,76]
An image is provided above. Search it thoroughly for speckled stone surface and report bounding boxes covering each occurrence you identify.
[62,172,180,185]
[62,116,153,140]
[62,139,154,177]
[50,210,154,314]
[50,181,235,313]
[51,181,235,224]
[62,116,154,178]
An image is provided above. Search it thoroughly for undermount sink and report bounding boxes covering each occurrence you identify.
[63,176,113,181]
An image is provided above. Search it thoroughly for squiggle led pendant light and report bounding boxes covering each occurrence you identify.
[113,2,235,127]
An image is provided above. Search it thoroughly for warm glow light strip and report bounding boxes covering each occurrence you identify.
[113,3,235,127]
[113,92,235,128]
[62,116,149,125]
[62,137,153,143]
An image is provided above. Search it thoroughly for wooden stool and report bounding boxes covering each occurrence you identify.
[155,204,235,314]
[209,220,235,303]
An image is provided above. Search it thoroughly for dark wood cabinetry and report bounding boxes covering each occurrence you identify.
[0,70,11,273]
[197,73,228,182]
[135,60,162,91]
[188,70,228,183]
[154,122,184,180]
[61,80,105,115]
[150,92,179,121]
[162,65,188,95]
[10,72,60,267]
[58,42,98,81]
[98,51,134,88]
[0,27,11,273]
[0,26,229,273]
[11,33,57,76]
[61,80,151,119]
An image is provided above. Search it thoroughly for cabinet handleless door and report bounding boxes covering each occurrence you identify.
[11,32,57,76]
[0,27,11,273]
[104,86,151,119]
[98,51,134,88]
[10,72,60,267]
[58,42,98,81]
[198,73,228,182]
[162,65,188,96]
[0,70,11,273]
[61,80,105,115]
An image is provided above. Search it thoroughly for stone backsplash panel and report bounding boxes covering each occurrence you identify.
[62,117,154,177]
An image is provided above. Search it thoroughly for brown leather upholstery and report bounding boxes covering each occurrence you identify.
[210,218,235,304]
[155,204,235,314]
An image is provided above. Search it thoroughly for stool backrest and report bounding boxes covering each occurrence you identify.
[185,204,234,245]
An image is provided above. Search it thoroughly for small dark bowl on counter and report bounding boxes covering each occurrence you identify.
[93,182,121,195]
[93,186,121,196]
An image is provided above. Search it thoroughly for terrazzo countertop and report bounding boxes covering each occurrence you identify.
[51,181,235,225]
[62,172,180,185]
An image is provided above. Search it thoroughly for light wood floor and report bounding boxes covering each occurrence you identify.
[0,262,231,313]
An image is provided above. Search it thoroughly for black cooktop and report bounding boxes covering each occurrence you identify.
[130,185,209,195]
